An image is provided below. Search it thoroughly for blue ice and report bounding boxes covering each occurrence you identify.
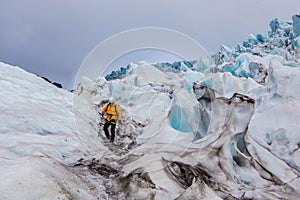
[169,104,191,133]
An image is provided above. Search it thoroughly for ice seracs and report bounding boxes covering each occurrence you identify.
[293,14,300,37]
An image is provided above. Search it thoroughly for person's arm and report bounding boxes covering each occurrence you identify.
[101,104,108,116]
[116,105,122,121]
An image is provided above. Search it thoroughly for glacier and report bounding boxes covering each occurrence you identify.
[1,15,300,199]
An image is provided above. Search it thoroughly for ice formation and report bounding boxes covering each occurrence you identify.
[1,15,300,199]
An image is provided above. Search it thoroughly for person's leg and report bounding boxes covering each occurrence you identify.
[103,122,110,140]
[110,122,116,142]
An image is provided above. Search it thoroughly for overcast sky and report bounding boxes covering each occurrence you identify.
[0,0,299,89]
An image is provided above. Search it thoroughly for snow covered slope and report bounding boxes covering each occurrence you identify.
[0,62,109,199]
[1,15,300,199]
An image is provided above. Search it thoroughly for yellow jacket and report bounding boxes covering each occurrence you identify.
[101,102,122,121]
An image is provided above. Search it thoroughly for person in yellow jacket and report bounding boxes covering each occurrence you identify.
[101,97,122,142]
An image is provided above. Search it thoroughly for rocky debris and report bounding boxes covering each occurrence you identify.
[40,76,63,88]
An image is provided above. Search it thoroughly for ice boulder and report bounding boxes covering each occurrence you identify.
[256,34,266,43]
[293,14,300,37]
[270,18,280,33]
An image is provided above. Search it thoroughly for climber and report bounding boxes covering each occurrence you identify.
[101,97,122,143]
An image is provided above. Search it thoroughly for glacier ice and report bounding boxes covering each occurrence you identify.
[1,15,300,199]
[293,14,300,37]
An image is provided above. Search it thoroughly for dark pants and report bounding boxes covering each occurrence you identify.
[103,120,116,142]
